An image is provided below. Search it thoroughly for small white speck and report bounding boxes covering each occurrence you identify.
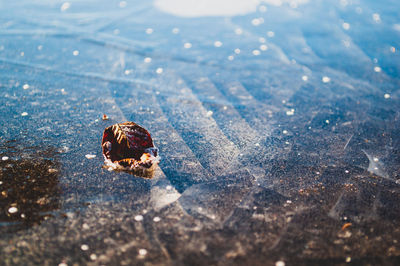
[374,66,381,72]
[144,57,152,63]
[384,93,391,99]
[73,50,79,56]
[172,27,180,34]
[346,257,351,263]
[85,154,96,159]
[37,45,43,51]
[373,157,379,162]
[206,110,213,117]
[342,22,350,30]
[2,156,9,161]
[259,37,266,43]
[21,112,28,116]
[124,69,132,75]
[166,185,172,190]
[8,207,18,214]
[119,1,127,8]
[60,2,70,12]
[234,48,241,54]
[81,244,89,251]
[267,31,275,37]
[325,120,330,124]
[390,46,396,53]
[255,143,260,146]
[20,213,25,218]
[153,216,161,222]
[90,254,97,260]
[345,170,349,173]
[135,215,143,221]
[156,68,163,74]
[252,18,262,26]
[372,13,381,23]
[214,41,223,47]
[286,109,295,116]
[20,52,24,57]
[260,44,268,51]
[228,55,234,61]
[184,42,192,49]
[23,84,30,90]
[58,263,68,266]
[138,249,147,256]
[145,28,153,34]
[235,28,243,35]
[322,76,331,83]
[282,130,288,135]
[252,50,261,56]
[275,260,285,266]
[223,106,228,110]
[302,75,308,81]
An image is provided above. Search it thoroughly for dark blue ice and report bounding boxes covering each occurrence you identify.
[1,0,400,265]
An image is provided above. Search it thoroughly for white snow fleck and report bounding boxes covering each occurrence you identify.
[374,66,381,72]
[135,215,144,221]
[214,41,223,47]
[260,44,268,51]
[322,76,331,83]
[21,112,28,116]
[138,248,148,256]
[60,2,70,12]
[2,156,9,161]
[85,154,96,159]
[8,207,18,214]
[23,84,30,90]
[267,31,275,37]
[286,109,295,116]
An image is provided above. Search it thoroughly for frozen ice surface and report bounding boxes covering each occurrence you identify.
[1,0,400,265]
